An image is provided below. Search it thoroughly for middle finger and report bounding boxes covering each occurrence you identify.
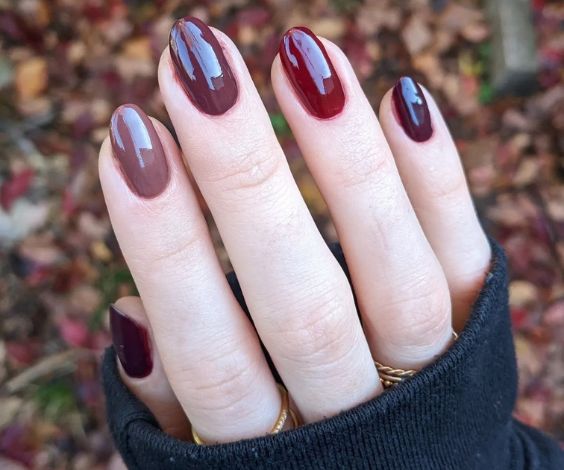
[159,17,380,423]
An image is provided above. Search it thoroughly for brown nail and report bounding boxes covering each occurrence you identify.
[109,104,170,198]
[169,17,238,115]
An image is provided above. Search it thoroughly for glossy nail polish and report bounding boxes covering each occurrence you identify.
[279,27,345,119]
[392,77,433,142]
[169,17,238,115]
[110,304,153,379]
[110,104,169,198]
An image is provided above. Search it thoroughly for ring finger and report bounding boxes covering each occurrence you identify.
[378,79,491,331]
[272,28,453,370]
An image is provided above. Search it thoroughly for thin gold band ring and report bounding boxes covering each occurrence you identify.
[191,383,299,445]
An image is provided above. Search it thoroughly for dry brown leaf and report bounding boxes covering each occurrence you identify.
[310,18,345,39]
[514,159,540,187]
[413,52,444,89]
[442,74,479,116]
[461,22,490,43]
[90,240,112,262]
[357,2,401,35]
[402,16,433,56]
[68,285,102,315]
[123,37,153,61]
[439,4,484,32]
[510,280,539,307]
[0,397,23,429]
[15,57,47,101]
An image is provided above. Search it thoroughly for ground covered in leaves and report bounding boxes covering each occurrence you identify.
[0,0,562,468]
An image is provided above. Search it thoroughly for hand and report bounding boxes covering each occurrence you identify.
[99,18,491,444]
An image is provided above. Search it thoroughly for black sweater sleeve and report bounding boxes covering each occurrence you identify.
[101,240,563,469]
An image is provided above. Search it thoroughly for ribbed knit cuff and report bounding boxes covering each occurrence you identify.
[101,240,561,469]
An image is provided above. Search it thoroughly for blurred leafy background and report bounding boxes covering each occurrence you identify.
[0,0,562,468]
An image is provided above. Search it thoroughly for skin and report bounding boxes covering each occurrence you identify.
[99,26,490,444]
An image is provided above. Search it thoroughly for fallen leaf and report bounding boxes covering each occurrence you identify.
[58,317,91,348]
[0,200,50,246]
[15,57,47,101]
[402,16,432,56]
[0,169,34,211]
[509,280,539,307]
[0,398,23,429]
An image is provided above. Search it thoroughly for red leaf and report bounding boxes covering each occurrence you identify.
[5,340,41,366]
[511,307,529,330]
[58,317,91,348]
[0,169,34,211]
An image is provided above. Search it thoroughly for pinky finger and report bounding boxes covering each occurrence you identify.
[379,78,491,330]
[110,297,189,440]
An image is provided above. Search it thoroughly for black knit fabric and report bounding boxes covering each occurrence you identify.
[102,241,563,469]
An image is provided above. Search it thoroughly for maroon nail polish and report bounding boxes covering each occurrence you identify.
[110,304,153,379]
[110,104,169,198]
[392,77,433,142]
[169,17,238,115]
[279,27,345,119]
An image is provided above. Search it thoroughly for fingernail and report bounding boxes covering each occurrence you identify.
[110,104,169,198]
[110,304,153,379]
[279,27,345,119]
[392,77,433,142]
[169,17,238,115]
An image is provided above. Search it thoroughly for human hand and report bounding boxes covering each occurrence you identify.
[99,18,491,444]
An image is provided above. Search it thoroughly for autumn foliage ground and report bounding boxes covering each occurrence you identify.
[0,0,562,468]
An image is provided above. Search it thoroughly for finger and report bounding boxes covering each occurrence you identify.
[99,105,280,443]
[378,78,491,331]
[108,454,127,470]
[160,17,380,423]
[271,28,452,370]
[109,298,188,439]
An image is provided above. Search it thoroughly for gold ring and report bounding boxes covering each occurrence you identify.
[191,383,299,445]
[375,330,458,389]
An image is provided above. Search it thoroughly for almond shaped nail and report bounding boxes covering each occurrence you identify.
[169,17,238,115]
[392,77,433,142]
[279,27,345,119]
[110,304,153,379]
[110,104,170,198]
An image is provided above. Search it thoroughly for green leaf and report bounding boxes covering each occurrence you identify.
[331,0,362,14]
[270,113,290,136]
[479,82,494,104]
[90,266,135,330]
[34,380,76,421]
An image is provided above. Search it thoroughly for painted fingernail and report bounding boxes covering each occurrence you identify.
[392,77,433,142]
[169,17,238,115]
[110,304,153,379]
[279,27,345,119]
[110,104,169,198]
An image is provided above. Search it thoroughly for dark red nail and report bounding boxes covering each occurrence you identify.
[110,304,153,379]
[110,104,169,198]
[169,17,238,115]
[392,77,433,142]
[279,27,345,119]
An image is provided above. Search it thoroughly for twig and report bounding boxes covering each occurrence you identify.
[2,349,91,394]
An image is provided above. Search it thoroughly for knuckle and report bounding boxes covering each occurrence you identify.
[142,223,207,269]
[181,352,259,414]
[334,137,393,190]
[275,287,358,367]
[426,168,468,202]
[203,139,282,195]
[385,275,451,347]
